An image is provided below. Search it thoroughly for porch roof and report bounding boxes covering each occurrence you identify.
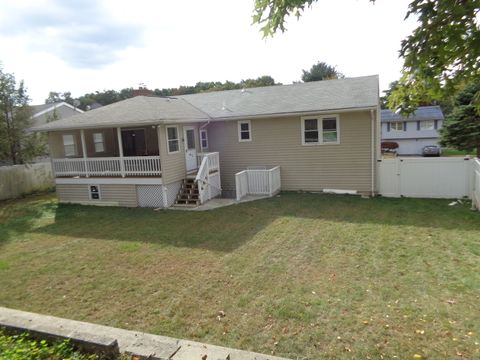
[32,75,379,132]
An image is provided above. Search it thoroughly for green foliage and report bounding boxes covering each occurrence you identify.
[45,91,74,106]
[0,66,44,164]
[0,331,94,360]
[389,0,480,113]
[301,61,344,82]
[440,80,480,157]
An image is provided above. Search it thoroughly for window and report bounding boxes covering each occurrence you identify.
[93,132,105,153]
[301,115,339,145]
[390,122,404,131]
[62,134,76,156]
[200,129,208,150]
[420,120,434,130]
[89,185,101,200]
[238,120,251,142]
[166,126,179,153]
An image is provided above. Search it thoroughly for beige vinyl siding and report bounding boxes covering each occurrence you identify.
[56,184,89,202]
[100,184,137,207]
[207,111,375,193]
[56,183,137,206]
[49,131,83,158]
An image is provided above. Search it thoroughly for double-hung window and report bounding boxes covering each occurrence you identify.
[420,120,434,130]
[200,129,208,150]
[301,115,339,145]
[62,134,77,156]
[93,132,105,153]
[390,122,404,131]
[238,120,252,142]
[166,126,179,154]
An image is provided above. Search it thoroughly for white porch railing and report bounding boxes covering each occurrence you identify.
[195,152,221,204]
[235,166,281,201]
[52,156,161,177]
[473,158,480,210]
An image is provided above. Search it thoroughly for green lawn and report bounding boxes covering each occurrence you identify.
[442,148,473,157]
[0,193,479,359]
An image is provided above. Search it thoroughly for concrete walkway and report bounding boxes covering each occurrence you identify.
[172,195,273,211]
[0,307,288,360]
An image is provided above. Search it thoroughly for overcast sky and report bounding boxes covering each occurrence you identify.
[0,0,417,104]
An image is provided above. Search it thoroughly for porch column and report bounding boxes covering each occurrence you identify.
[117,127,125,177]
[156,125,162,176]
[80,129,89,178]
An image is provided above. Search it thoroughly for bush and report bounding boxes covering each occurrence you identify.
[381,141,399,152]
[0,331,96,360]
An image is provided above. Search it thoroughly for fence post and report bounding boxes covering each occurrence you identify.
[269,169,273,196]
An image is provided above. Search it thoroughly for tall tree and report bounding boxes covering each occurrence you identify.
[0,66,44,164]
[45,91,74,105]
[301,62,344,82]
[252,0,480,113]
[440,80,480,157]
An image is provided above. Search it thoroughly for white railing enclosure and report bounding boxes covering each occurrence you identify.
[378,157,473,199]
[195,152,221,204]
[472,158,480,210]
[235,166,281,201]
[52,156,161,177]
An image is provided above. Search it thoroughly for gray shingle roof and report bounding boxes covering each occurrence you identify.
[32,75,379,131]
[381,106,444,122]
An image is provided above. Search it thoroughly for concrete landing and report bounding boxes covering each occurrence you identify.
[0,307,288,360]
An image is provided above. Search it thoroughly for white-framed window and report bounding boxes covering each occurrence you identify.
[62,134,77,156]
[238,120,252,142]
[93,132,105,153]
[200,129,208,150]
[89,185,101,200]
[390,122,404,131]
[301,115,339,145]
[420,120,434,130]
[166,126,179,154]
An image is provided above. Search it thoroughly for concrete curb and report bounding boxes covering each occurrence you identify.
[0,307,289,360]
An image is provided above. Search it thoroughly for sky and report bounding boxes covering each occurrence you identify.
[0,0,418,104]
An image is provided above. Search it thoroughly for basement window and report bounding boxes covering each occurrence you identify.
[89,185,101,200]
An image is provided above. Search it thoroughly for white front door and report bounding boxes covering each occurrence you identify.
[183,126,197,172]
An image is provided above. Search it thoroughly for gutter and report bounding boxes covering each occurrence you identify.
[370,109,375,196]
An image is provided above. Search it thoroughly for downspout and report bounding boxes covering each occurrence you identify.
[370,109,375,196]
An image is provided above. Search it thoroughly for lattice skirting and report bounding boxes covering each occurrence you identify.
[165,180,182,207]
[136,185,164,208]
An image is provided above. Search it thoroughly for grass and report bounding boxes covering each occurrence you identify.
[442,148,473,157]
[0,193,479,359]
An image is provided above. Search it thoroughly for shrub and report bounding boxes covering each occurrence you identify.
[381,141,399,152]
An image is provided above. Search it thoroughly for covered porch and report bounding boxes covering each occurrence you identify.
[49,126,162,178]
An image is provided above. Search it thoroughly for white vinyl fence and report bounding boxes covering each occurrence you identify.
[235,166,281,201]
[378,157,473,199]
[472,158,480,210]
[0,163,54,200]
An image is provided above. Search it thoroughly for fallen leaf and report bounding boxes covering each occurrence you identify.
[413,354,422,359]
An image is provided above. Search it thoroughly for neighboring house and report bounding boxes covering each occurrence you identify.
[31,75,381,208]
[381,106,444,155]
[31,102,84,127]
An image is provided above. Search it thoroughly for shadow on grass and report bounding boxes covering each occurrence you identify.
[2,192,479,252]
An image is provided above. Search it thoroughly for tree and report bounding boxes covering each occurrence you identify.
[301,62,343,82]
[440,80,480,157]
[0,66,44,164]
[45,91,74,105]
[252,0,480,113]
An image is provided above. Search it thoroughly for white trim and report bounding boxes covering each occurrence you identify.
[301,114,340,145]
[200,129,208,150]
[32,102,84,118]
[238,120,252,142]
[165,125,180,154]
[56,177,163,185]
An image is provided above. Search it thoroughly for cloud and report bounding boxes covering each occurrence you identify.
[0,0,143,68]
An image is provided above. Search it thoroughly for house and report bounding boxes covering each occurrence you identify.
[31,75,381,208]
[381,106,444,155]
[31,102,84,127]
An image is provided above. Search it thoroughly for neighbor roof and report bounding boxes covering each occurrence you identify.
[381,106,444,122]
[32,75,379,131]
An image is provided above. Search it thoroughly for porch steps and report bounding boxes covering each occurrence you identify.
[173,178,200,207]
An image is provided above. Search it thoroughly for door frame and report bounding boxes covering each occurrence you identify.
[183,126,197,173]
